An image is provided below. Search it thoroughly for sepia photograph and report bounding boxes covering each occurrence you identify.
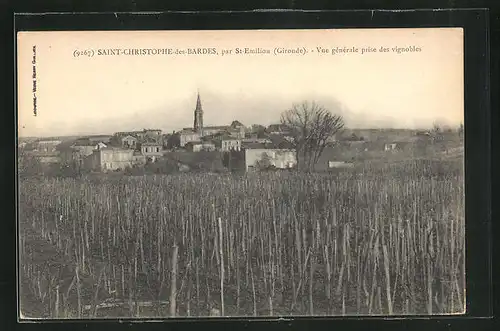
[16,28,465,319]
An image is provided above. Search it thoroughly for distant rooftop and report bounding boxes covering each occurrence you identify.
[231,120,244,127]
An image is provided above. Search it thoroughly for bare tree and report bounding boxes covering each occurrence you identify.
[280,101,344,171]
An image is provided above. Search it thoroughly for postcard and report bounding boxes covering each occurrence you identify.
[16,28,465,319]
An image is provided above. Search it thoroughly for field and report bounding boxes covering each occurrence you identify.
[18,158,465,318]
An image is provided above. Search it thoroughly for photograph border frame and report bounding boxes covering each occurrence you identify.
[4,6,494,331]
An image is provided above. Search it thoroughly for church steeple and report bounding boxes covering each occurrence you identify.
[194,90,203,134]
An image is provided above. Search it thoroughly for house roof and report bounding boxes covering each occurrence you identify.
[267,134,294,149]
[231,120,244,127]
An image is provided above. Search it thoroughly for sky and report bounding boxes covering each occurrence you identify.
[17,28,464,138]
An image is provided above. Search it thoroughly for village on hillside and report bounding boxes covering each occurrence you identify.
[17,92,464,176]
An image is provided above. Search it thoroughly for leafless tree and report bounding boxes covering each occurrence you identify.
[280,101,344,171]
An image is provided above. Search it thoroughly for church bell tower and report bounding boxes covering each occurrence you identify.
[193,91,203,135]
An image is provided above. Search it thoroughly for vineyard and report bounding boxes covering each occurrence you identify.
[18,158,465,318]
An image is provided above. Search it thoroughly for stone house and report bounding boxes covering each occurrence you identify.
[140,142,163,162]
[86,147,145,172]
[58,140,107,166]
[214,137,241,152]
[121,135,138,149]
[185,141,216,152]
[172,130,202,147]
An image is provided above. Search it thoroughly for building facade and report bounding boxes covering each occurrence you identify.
[58,141,107,166]
[121,135,138,149]
[176,130,202,147]
[141,142,163,162]
[216,138,241,152]
[86,147,145,172]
